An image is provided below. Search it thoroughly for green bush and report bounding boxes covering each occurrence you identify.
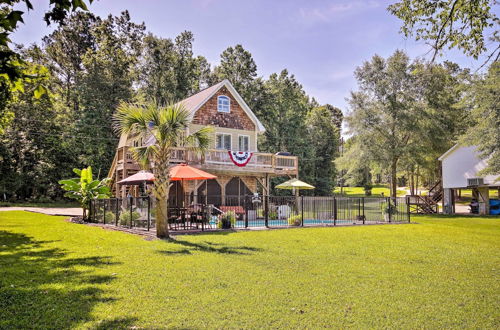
[119,210,141,225]
[287,214,302,226]
[104,211,115,223]
[218,211,236,229]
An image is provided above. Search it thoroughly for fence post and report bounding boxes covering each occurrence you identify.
[333,197,337,226]
[103,199,107,225]
[88,200,92,222]
[362,197,365,224]
[406,196,411,223]
[244,196,248,228]
[147,196,151,231]
[129,196,133,229]
[115,198,119,226]
[264,195,269,227]
[301,196,304,227]
[388,197,392,223]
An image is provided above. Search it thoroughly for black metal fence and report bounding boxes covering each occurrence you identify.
[89,195,410,231]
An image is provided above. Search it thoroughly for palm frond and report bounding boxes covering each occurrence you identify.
[184,126,214,156]
[131,145,158,169]
[113,101,151,136]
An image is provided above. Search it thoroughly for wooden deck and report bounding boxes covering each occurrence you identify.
[114,146,298,176]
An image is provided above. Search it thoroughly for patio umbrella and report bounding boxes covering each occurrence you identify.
[117,171,155,185]
[169,164,217,181]
[169,164,217,206]
[276,178,315,191]
[117,170,155,197]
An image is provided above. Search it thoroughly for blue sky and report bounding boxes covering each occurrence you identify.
[12,0,496,112]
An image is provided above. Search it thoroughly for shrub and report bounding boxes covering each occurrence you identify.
[287,214,302,226]
[119,210,141,225]
[104,211,115,223]
[364,184,372,196]
[218,211,236,229]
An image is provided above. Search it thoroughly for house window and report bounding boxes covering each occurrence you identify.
[216,133,231,150]
[239,135,249,151]
[217,95,230,113]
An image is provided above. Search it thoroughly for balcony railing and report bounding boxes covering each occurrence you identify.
[116,146,298,174]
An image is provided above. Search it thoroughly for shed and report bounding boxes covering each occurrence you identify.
[439,144,499,214]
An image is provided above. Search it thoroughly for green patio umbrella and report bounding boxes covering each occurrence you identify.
[276,178,315,195]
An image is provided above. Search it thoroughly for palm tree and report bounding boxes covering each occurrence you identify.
[113,101,212,238]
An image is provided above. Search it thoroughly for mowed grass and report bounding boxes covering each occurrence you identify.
[1,212,499,329]
[334,185,407,197]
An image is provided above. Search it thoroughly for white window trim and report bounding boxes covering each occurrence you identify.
[238,134,250,152]
[216,132,232,150]
[217,95,230,113]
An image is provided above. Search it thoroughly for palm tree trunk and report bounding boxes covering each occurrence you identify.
[154,157,171,239]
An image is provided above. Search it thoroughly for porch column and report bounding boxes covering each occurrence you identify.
[241,176,258,194]
[215,176,231,205]
[443,188,454,214]
[477,187,490,215]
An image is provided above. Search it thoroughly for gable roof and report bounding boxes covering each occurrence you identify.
[178,79,266,132]
[438,144,461,161]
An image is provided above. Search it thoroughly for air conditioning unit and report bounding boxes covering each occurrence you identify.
[467,178,484,187]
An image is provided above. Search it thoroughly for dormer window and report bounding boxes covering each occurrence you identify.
[217,95,230,113]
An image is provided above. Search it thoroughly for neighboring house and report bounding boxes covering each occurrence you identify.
[107,80,298,203]
[439,144,499,215]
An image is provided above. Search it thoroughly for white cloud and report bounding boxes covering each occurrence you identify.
[298,1,381,23]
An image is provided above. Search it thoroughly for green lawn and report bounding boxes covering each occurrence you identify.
[1,212,499,328]
[334,185,407,197]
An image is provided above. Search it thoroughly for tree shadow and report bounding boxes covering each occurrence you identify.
[158,239,263,255]
[0,230,124,329]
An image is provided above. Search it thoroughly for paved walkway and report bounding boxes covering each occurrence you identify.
[0,207,82,216]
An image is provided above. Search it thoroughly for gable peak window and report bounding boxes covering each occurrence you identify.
[217,95,230,113]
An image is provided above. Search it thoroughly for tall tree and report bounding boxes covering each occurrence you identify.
[76,11,145,171]
[212,44,264,110]
[347,51,421,198]
[305,105,342,194]
[140,31,210,104]
[0,0,93,133]
[114,102,212,238]
[388,0,499,64]
[461,61,500,176]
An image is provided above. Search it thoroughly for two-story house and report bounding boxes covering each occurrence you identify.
[107,80,298,205]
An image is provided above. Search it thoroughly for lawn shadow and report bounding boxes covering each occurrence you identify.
[158,239,263,255]
[0,230,125,329]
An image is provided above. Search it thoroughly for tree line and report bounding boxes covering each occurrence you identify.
[0,11,342,201]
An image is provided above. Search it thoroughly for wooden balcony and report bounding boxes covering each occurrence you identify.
[115,146,298,176]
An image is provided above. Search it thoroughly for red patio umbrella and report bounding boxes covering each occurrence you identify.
[169,164,217,206]
[169,164,217,181]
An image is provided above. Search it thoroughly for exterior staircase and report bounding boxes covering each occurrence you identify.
[407,180,443,214]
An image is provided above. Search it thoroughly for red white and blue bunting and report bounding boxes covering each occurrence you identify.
[228,151,253,167]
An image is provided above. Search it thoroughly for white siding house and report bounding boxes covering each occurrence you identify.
[439,144,499,214]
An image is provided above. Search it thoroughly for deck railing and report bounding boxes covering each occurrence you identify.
[116,146,298,173]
